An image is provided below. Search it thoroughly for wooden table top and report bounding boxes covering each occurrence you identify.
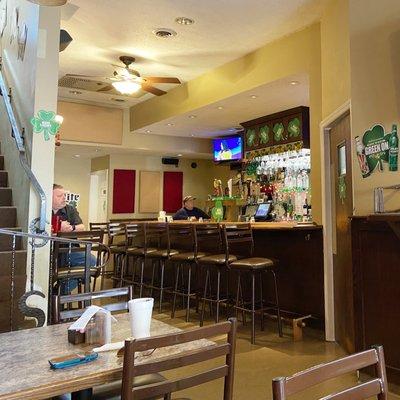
[0,314,213,400]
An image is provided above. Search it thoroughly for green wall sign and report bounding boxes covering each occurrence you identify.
[355,124,398,178]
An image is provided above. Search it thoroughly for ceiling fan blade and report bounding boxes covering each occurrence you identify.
[28,0,67,5]
[145,77,181,84]
[97,85,114,92]
[141,84,167,96]
[66,73,109,81]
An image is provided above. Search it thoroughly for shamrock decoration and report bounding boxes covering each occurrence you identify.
[211,200,224,222]
[246,129,256,147]
[273,122,285,141]
[288,118,301,137]
[246,161,258,176]
[362,124,390,173]
[338,175,346,204]
[30,110,60,141]
[259,125,269,144]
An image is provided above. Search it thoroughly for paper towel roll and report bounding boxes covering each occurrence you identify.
[128,298,154,338]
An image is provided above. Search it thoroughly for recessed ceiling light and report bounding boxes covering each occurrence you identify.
[69,90,82,95]
[153,28,177,38]
[95,149,100,152]
[74,154,80,158]
[177,154,183,157]
[145,130,151,133]
[175,17,195,25]
[290,81,300,85]
[217,106,224,110]
[188,115,197,119]
[166,123,175,126]
[190,134,195,137]
[250,95,258,99]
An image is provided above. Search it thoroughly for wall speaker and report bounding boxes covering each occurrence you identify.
[162,157,179,167]
[191,162,197,169]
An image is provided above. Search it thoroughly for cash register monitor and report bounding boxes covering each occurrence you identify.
[255,202,272,220]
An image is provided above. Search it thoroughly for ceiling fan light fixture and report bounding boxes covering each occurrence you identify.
[112,80,141,95]
[175,17,195,25]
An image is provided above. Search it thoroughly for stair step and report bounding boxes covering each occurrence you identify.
[0,228,22,251]
[0,188,12,207]
[0,207,16,228]
[0,171,7,187]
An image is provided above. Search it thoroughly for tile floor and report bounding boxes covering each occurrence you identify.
[153,309,400,400]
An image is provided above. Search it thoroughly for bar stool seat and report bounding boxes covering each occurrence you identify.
[230,257,275,270]
[147,248,179,258]
[170,251,207,262]
[126,247,157,256]
[199,253,237,265]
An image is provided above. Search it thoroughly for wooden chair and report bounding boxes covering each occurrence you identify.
[52,230,110,293]
[108,222,129,286]
[272,345,388,400]
[119,317,237,400]
[51,286,133,324]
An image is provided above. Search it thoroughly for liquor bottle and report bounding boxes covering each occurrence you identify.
[389,124,398,171]
[355,136,370,177]
[303,198,308,217]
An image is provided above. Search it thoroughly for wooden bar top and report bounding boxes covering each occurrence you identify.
[0,314,214,400]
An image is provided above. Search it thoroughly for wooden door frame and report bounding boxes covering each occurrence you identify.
[320,100,353,342]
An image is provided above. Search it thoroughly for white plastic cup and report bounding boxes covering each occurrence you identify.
[128,298,154,338]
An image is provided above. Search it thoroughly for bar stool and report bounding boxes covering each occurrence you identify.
[194,223,232,326]
[107,222,128,287]
[223,223,283,344]
[169,223,206,322]
[122,223,158,296]
[144,222,179,312]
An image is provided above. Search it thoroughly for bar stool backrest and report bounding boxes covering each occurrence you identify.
[144,222,169,251]
[121,318,237,400]
[89,222,109,232]
[194,223,222,254]
[222,223,254,260]
[125,222,145,249]
[108,222,127,247]
[272,345,388,400]
[168,223,195,252]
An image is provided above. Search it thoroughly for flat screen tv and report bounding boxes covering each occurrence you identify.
[212,136,242,162]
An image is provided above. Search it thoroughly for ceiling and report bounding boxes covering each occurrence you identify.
[133,73,310,138]
[59,0,324,106]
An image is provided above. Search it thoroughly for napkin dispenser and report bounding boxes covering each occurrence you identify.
[68,329,85,345]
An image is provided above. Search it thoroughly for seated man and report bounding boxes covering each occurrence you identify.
[173,196,210,220]
[52,184,96,294]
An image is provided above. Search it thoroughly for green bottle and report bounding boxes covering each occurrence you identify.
[389,124,398,171]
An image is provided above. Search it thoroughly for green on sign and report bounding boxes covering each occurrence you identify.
[355,124,398,178]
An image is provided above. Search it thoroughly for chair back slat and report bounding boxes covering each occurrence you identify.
[121,318,237,400]
[145,222,168,250]
[125,223,145,248]
[272,345,388,400]
[322,379,382,400]
[168,223,195,251]
[133,366,229,400]
[222,223,254,259]
[194,223,222,254]
[52,286,133,324]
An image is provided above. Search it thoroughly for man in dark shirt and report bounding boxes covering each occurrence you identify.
[173,196,210,220]
[52,184,95,294]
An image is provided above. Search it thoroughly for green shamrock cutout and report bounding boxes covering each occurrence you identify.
[246,161,258,176]
[30,110,60,141]
[259,125,269,144]
[362,124,390,172]
[246,129,256,147]
[288,118,301,137]
[211,200,224,222]
[273,122,285,141]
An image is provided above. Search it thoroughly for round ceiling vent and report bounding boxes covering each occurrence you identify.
[153,28,177,38]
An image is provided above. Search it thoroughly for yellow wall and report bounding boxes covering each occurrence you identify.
[130,24,323,223]
[349,0,400,214]
[91,155,110,172]
[54,152,91,227]
[58,101,124,145]
[321,0,350,119]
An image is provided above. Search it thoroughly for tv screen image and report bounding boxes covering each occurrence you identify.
[213,136,242,162]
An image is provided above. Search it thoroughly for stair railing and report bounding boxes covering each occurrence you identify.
[0,228,110,331]
[0,61,47,234]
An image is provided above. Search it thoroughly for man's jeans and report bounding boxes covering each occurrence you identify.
[60,251,97,294]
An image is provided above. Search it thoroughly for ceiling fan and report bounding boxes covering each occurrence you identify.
[66,56,181,96]
[27,0,67,5]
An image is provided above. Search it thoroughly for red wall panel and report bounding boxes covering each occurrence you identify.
[163,171,183,213]
[113,169,135,213]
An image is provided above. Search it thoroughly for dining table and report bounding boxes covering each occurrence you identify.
[0,313,214,400]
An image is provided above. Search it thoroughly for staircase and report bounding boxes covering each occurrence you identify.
[0,150,28,333]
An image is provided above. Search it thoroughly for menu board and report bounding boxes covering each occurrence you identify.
[241,106,310,159]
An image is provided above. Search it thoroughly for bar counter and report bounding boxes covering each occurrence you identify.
[160,221,325,327]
